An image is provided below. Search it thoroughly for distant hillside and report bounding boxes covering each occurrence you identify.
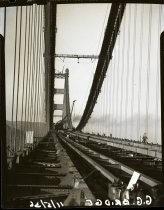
[6,121,48,138]
[6,121,47,131]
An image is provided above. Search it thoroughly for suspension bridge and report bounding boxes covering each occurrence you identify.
[0,0,164,208]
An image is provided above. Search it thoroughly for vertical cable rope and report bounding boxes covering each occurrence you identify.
[15,6,23,152]
[115,30,120,137]
[125,5,131,138]
[20,6,28,150]
[120,9,126,138]
[155,5,162,144]
[24,6,32,137]
[35,5,41,139]
[32,5,39,137]
[35,6,41,139]
[137,4,144,141]
[145,4,152,139]
[38,6,44,137]
[131,4,137,140]
[26,5,34,132]
[29,5,37,135]
[10,7,18,153]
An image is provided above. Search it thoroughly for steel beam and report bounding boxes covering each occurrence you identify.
[60,135,117,183]
[0,0,163,7]
[54,114,62,117]
[60,134,162,188]
[55,54,99,59]
[54,88,64,94]
[76,3,126,130]
[54,73,65,78]
[54,104,63,110]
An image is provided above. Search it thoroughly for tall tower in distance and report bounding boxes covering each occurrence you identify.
[53,69,72,130]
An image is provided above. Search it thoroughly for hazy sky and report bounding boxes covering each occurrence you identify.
[1,3,163,144]
[55,3,164,144]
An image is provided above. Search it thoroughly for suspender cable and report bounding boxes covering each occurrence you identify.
[39,5,44,137]
[137,4,144,141]
[125,5,131,138]
[30,5,37,134]
[155,5,162,144]
[34,5,41,139]
[20,6,28,149]
[131,4,137,140]
[105,61,109,135]
[10,7,18,153]
[108,60,112,136]
[15,6,23,152]
[38,6,44,137]
[115,29,120,137]
[27,5,34,132]
[145,4,152,138]
[32,5,39,137]
[112,12,118,138]
[35,5,41,137]
[120,10,126,138]
[24,6,32,137]
[109,61,113,136]
[25,6,32,131]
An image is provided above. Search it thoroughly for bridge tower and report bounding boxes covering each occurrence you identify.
[54,69,72,130]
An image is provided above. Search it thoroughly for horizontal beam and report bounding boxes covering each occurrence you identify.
[54,88,64,94]
[54,114,62,117]
[54,73,65,79]
[55,54,99,59]
[0,0,163,7]
[54,104,63,110]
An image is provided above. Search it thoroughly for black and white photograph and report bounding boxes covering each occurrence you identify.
[0,0,164,208]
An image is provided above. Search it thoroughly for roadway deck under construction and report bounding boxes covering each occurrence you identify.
[6,131,164,208]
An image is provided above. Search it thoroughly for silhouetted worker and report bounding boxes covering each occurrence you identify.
[142,133,148,144]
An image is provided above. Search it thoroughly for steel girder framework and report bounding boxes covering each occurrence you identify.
[76,3,126,130]
[0,0,163,7]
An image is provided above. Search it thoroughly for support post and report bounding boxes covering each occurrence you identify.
[0,35,7,208]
